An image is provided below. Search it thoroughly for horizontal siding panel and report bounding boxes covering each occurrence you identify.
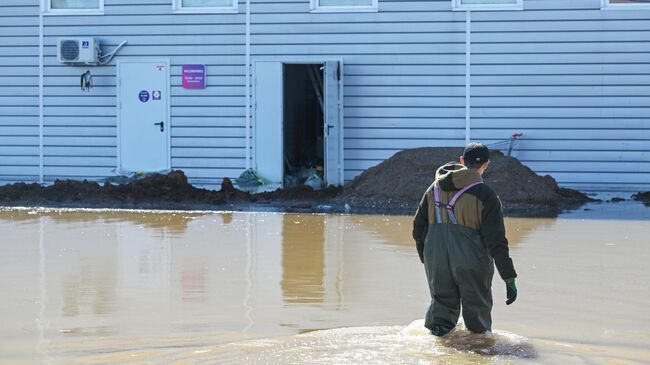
[345,86,464,97]
[0,166,39,175]
[44,127,115,136]
[346,128,465,139]
[46,24,245,36]
[43,166,115,177]
[172,117,244,128]
[502,140,650,151]
[173,97,244,107]
[43,15,243,27]
[0,56,38,66]
[172,147,245,158]
[0,146,38,155]
[45,146,116,157]
[345,75,464,86]
[171,107,243,117]
[44,116,115,127]
[516,150,650,162]
[346,96,464,107]
[0,126,38,135]
[45,86,116,97]
[0,37,38,46]
[472,108,650,118]
[44,34,245,46]
[346,107,464,118]
[0,107,37,116]
[472,96,650,107]
[252,43,466,55]
[472,86,650,97]
[172,127,245,138]
[44,107,115,116]
[542,172,650,184]
[0,77,38,86]
[526,161,650,173]
[473,75,650,86]
[346,117,650,130]
[253,33,466,44]
[172,158,245,169]
[44,97,116,107]
[472,53,650,64]
[472,118,650,129]
[0,136,37,145]
[346,118,465,129]
[0,156,39,165]
[252,23,465,34]
[44,156,116,167]
[344,139,465,149]
[173,137,244,148]
[44,136,115,146]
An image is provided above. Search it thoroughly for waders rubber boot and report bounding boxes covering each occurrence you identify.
[430,325,452,337]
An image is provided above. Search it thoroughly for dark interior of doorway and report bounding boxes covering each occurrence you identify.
[283,64,325,189]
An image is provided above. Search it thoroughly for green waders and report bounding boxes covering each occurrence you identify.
[423,181,495,334]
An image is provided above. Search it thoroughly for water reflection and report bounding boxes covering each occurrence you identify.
[349,214,556,249]
[1,208,649,364]
[282,215,325,304]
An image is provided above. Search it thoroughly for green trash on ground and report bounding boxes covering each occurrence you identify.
[235,169,269,187]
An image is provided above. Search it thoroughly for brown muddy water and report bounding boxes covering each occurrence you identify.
[1,203,649,365]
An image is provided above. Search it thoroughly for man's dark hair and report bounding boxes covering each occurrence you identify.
[463,143,490,169]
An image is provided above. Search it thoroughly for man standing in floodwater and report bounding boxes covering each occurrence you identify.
[412,143,517,336]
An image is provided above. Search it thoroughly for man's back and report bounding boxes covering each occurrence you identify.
[412,161,516,335]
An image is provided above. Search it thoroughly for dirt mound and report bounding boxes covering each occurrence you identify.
[633,191,650,207]
[0,171,339,209]
[340,147,590,214]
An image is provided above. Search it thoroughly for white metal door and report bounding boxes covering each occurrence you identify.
[254,61,284,185]
[118,61,169,172]
[324,61,343,186]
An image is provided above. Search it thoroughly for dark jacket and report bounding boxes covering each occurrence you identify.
[412,162,517,281]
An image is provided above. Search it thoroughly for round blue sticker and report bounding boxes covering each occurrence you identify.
[138,90,150,102]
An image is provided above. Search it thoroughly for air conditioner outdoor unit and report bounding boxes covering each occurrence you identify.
[58,38,99,64]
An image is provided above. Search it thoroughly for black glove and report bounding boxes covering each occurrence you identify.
[506,280,517,305]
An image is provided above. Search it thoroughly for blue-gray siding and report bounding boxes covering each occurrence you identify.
[0,0,649,192]
[0,0,40,183]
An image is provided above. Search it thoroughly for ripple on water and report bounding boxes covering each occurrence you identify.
[191,320,537,365]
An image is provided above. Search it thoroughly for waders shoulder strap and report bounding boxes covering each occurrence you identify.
[446,181,483,224]
[433,182,443,224]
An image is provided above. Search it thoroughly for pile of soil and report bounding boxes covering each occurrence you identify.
[0,171,340,210]
[338,147,591,215]
[0,148,592,215]
[633,191,650,207]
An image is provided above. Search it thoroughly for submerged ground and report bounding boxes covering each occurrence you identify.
[1,202,649,364]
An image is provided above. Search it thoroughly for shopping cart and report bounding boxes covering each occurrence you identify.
[487,133,523,156]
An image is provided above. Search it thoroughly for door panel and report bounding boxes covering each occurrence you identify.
[118,61,169,172]
[254,61,284,185]
[324,61,342,186]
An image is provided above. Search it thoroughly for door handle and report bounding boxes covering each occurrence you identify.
[154,121,164,132]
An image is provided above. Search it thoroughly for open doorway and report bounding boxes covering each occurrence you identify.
[282,64,325,189]
[254,60,342,189]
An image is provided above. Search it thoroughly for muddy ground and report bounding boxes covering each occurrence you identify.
[0,147,623,217]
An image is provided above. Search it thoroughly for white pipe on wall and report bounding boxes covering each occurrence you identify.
[244,0,251,170]
[465,10,471,145]
[38,7,44,183]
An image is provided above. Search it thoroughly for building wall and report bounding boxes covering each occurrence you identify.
[0,0,649,192]
[0,0,40,184]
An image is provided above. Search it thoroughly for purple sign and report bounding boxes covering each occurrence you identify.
[138,90,150,102]
[182,64,206,89]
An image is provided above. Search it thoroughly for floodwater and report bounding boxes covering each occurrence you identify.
[1,203,649,365]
